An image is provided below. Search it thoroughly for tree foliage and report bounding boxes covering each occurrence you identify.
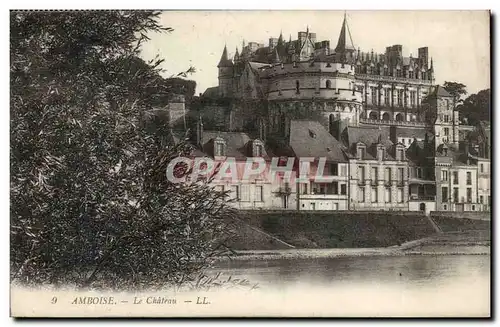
[458,89,490,124]
[10,10,234,290]
[443,81,467,103]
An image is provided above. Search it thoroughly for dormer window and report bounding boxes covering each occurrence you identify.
[377,145,385,161]
[357,144,366,160]
[214,138,226,156]
[396,145,405,161]
[253,141,264,157]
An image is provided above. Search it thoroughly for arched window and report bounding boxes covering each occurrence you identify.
[395,113,404,121]
[295,80,300,94]
[419,203,426,211]
[382,112,390,121]
[326,80,331,89]
[369,111,379,120]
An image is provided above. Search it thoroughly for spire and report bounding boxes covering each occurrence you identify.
[335,12,356,54]
[430,57,434,71]
[217,44,233,67]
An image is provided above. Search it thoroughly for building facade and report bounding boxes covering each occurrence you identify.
[183,14,490,214]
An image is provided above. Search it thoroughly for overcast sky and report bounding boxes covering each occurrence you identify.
[140,10,490,96]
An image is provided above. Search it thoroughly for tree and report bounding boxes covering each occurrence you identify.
[10,11,234,290]
[443,81,467,104]
[459,89,490,124]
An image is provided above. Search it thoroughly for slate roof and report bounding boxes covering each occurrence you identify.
[200,131,273,160]
[289,120,347,162]
[344,126,398,160]
[394,126,430,139]
[432,85,453,98]
[346,126,392,148]
[202,86,219,98]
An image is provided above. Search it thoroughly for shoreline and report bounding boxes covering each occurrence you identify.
[218,239,490,261]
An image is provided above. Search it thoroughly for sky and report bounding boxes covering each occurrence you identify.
[140,10,490,96]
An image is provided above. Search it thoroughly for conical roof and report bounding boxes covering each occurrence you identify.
[334,13,356,53]
[217,45,233,67]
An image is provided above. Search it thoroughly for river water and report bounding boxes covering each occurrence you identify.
[210,252,490,317]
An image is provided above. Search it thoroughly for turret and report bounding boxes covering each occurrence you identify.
[429,57,434,81]
[217,44,234,97]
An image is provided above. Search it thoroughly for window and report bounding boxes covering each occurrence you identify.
[397,89,403,106]
[453,172,459,184]
[330,163,338,176]
[444,128,449,136]
[378,147,385,160]
[326,80,331,89]
[371,87,377,105]
[442,187,448,202]
[240,185,250,202]
[295,80,300,94]
[409,71,414,79]
[472,205,476,211]
[398,188,404,203]
[385,168,392,182]
[371,187,378,203]
[340,165,347,177]
[480,164,484,173]
[417,168,423,179]
[215,142,225,156]
[397,148,404,160]
[231,185,239,200]
[372,167,378,182]
[444,115,449,123]
[398,168,404,183]
[332,182,339,195]
[384,88,390,104]
[410,91,416,107]
[255,185,263,202]
[301,183,308,195]
[359,166,365,182]
[358,147,366,160]
[466,188,472,203]
[480,195,484,204]
[340,184,347,195]
[359,187,366,202]
[453,187,459,202]
[254,143,263,157]
[466,172,472,185]
[385,187,391,203]
[441,170,448,181]
[443,204,447,210]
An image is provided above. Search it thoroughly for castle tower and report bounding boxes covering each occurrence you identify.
[217,44,234,97]
[431,85,458,149]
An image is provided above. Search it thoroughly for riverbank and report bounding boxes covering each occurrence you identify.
[219,230,490,261]
[226,211,490,251]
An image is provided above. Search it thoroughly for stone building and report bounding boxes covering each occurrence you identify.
[185,13,488,213]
